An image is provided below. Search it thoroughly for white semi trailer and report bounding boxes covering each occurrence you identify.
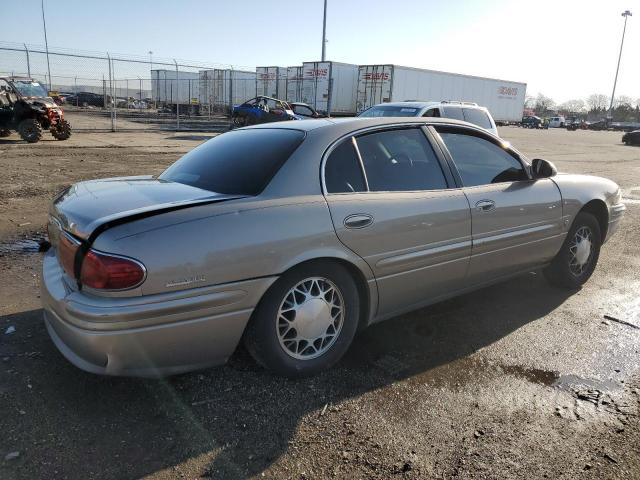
[285,66,303,103]
[199,69,256,112]
[356,64,526,122]
[256,67,287,99]
[151,69,199,106]
[301,61,359,116]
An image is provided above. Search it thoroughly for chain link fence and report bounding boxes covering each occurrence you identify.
[0,42,275,132]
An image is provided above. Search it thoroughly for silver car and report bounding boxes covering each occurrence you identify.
[41,118,625,377]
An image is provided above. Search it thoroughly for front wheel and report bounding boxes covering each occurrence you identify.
[0,129,11,137]
[244,262,360,377]
[544,212,601,289]
[51,119,72,140]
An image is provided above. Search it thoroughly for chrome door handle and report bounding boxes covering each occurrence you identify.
[475,200,496,212]
[344,214,373,229]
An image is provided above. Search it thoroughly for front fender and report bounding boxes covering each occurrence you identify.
[551,173,623,237]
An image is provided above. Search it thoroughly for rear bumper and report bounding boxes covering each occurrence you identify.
[41,250,276,377]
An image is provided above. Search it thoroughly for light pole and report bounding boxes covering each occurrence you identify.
[321,0,327,61]
[41,0,52,91]
[608,10,632,116]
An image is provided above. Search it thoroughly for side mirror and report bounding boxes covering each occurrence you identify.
[531,158,557,178]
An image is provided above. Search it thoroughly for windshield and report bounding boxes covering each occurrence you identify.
[11,80,48,97]
[160,129,305,196]
[358,105,420,117]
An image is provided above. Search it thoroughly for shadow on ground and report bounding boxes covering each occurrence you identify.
[0,272,573,479]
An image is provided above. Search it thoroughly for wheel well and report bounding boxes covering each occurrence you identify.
[281,257,372,331]
[580,200,608,241]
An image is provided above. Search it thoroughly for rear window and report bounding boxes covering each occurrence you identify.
[160,129,305,195]
[358,105,419,117]
[462,108,493,129]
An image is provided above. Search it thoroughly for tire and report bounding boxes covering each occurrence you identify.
[51,119,71,140]
[231,114,244,128]
[18,119,43,143]
[544,212,601,289]
[244,261,360,377]
[0,129,11,137]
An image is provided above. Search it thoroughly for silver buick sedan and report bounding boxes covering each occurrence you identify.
[41,118,625,377]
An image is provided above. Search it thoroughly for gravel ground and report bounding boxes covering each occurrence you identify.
[0,122,639,479]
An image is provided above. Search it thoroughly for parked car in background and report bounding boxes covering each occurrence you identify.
[65,92,112,108]
[41,117,625,378]
[566,119,588,131]
[358,101,498,135]
[231,96,296,127]
[521,116,546,129]
[289,102,322,119]
[588,120,608,131]
[548,116,566,128]
[622,130,640,146]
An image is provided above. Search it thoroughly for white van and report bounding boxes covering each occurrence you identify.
[548,116,566,128]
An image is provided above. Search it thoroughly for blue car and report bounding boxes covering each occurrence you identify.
[232,96,321,127]
[232,96,296,127]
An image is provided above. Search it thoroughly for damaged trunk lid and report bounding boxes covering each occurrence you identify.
[49,175,244,242]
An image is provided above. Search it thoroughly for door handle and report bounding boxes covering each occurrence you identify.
[475,200,496,212]
[344,214,373,229]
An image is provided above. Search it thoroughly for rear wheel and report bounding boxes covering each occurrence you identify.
[0,129,11,137]
[51,119,72,140]
[244,262,360,377]
[18,119,42,143]
[544,212,601,289]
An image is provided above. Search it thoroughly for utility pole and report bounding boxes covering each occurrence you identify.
[608,10,632,117]
[41,0,52,91]
[321,0,327,61]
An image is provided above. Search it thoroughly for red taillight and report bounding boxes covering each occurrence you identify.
[58,233,80,279]
[80,249,146,290]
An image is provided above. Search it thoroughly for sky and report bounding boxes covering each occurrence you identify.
[1,0,638,104]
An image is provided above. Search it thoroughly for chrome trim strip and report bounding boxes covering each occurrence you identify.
[375,239,472,269]
[351,136,370,191]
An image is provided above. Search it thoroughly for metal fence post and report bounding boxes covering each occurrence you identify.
[174,59,180,130]
[107,53,115,132]
[229,65,234,115]
[24,44,31,78]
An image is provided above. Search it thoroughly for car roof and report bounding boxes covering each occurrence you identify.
[367,101,487,111]
[370,101,439,109]
[245,116,479,132]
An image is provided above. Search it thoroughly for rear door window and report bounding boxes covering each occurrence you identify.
[324,139,367,193]
[160,129,305,195]
[462,108,493,129]
[355,128,448,191]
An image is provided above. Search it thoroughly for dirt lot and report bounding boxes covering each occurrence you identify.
[1,124,639,479]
